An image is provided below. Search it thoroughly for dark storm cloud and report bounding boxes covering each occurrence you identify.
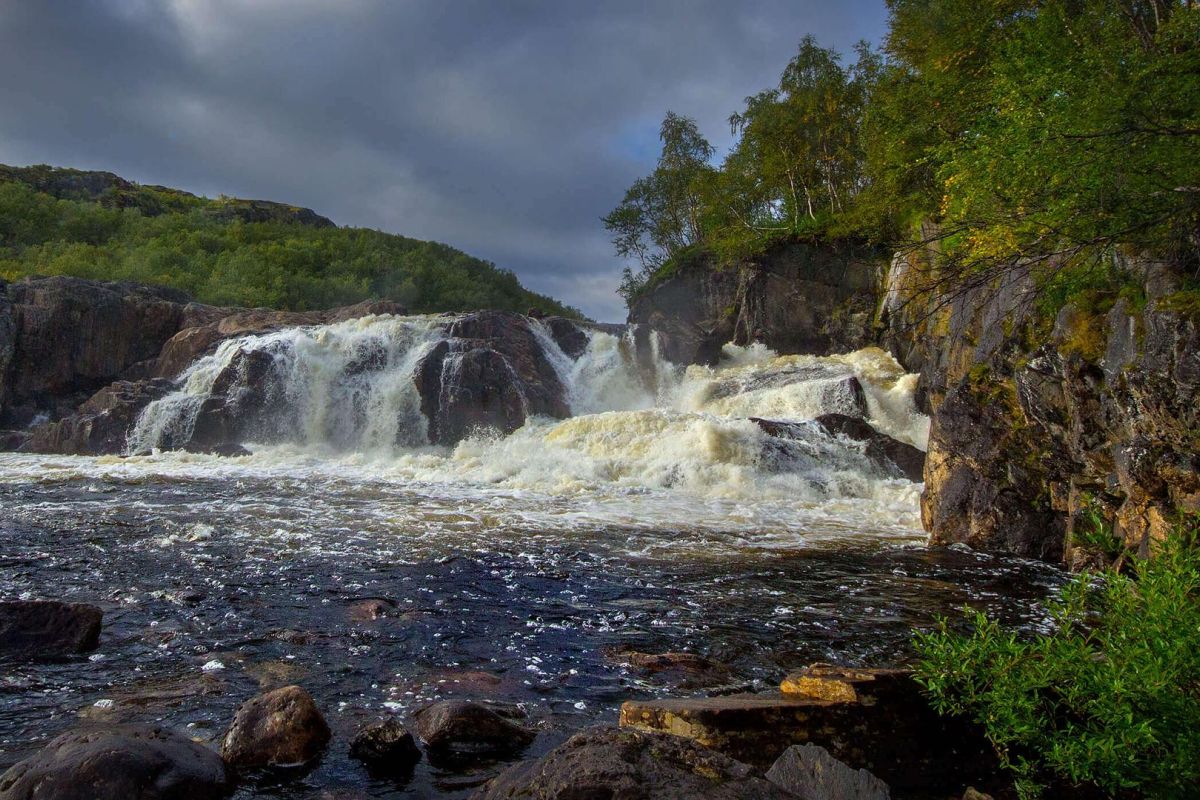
[0,0,887,320]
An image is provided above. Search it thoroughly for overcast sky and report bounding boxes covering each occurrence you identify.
[0,0,888,321]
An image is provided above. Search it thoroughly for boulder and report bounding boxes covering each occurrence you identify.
[220,685,330,769]
[812,414,925,482]
[26,379,175,455]
[752,415,925,482]
[413,700,533,756]
[766,744,891,800]
[414,311,570,444]
[0,724,232,800]
[471,726,791,800]
[619,665,1000,795]
[0,601,102,661]
[541,316,589,359]
[349,719,421,773]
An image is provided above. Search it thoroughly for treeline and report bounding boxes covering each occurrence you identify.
[0,168,581,318]
[609,0,1199,304]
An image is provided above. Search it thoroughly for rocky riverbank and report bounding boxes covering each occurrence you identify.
[1,601,1003,799]
[629,237,1200,566]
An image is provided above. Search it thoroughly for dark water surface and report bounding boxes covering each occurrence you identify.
[0,463,1064,798]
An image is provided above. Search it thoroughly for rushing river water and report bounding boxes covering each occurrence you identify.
[0,320,1065,798]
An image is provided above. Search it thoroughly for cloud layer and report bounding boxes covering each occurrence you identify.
[0,0,886,320]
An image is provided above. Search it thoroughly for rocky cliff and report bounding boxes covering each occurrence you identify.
[882,249,1200,564]
[629,237,1200,565]
[627,240,883,366]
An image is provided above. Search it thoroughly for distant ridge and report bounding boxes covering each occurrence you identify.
[0,163,581,318]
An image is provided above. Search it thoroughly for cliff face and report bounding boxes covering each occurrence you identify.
[627,240,884,365]
[882,249,1200,564]
[630,238,1200,565]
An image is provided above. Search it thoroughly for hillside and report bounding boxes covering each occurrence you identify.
[0,164,580,317]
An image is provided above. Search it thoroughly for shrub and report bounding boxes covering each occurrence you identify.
[913,517,1200,799]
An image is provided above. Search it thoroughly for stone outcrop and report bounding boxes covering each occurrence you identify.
[618,665,999,795]
[628,230,1198,562]
[26,379,176,455]
[220,685,330,769]
[471,726,792,800]
[0,724,232,800]
[0,600,103,661]
[0,277,225,426]
[753,415,925,483]
[628,239,884,366]
[0,276,409,455]
[415,311,571,444]
[884,248,1200,561]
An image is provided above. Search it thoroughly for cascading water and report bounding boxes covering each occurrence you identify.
[123,312,929,514]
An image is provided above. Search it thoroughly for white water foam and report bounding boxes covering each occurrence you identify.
[3,316,932,546]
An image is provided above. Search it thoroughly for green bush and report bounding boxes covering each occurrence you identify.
[913,517,1200,799]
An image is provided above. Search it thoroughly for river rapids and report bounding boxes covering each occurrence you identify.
[0,314,1063,798]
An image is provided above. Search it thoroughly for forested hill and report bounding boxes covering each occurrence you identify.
[0,164,581,317]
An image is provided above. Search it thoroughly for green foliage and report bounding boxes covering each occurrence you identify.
[914,517,1200,799]
[610,2,1199,310]
[0,171,580,318]
[884,0,1200,271]
[605,113,716,301]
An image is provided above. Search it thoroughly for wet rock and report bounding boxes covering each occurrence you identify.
[413,700,534,757]
[220,685,330,769]
[766,744,891,800]
[0,600,102,661]
[619,665,999,795]
[349,719,421,773]
[961,789,995,800]
[754,415,925,482]
[627,240,883,366]
[346,597,398,622]
[542,316,589,359]
[26,378,175,455]
[0,723,232,800]
[0,276,224,426]
[472,725,791,800]
[415,311,570,445]
[78,674,224,722]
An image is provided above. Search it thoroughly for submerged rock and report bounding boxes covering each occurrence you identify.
[349,719,421,773]
[0,724,232,800]
[471,725,791,800]
[611,649,737,689]
[413,700,534,757]
[753,415,925,482]
[220,685,330,769]
[0,600,102,661]
[766,744,891,800]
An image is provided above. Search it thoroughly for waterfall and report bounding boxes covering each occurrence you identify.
[126,311,929,503]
